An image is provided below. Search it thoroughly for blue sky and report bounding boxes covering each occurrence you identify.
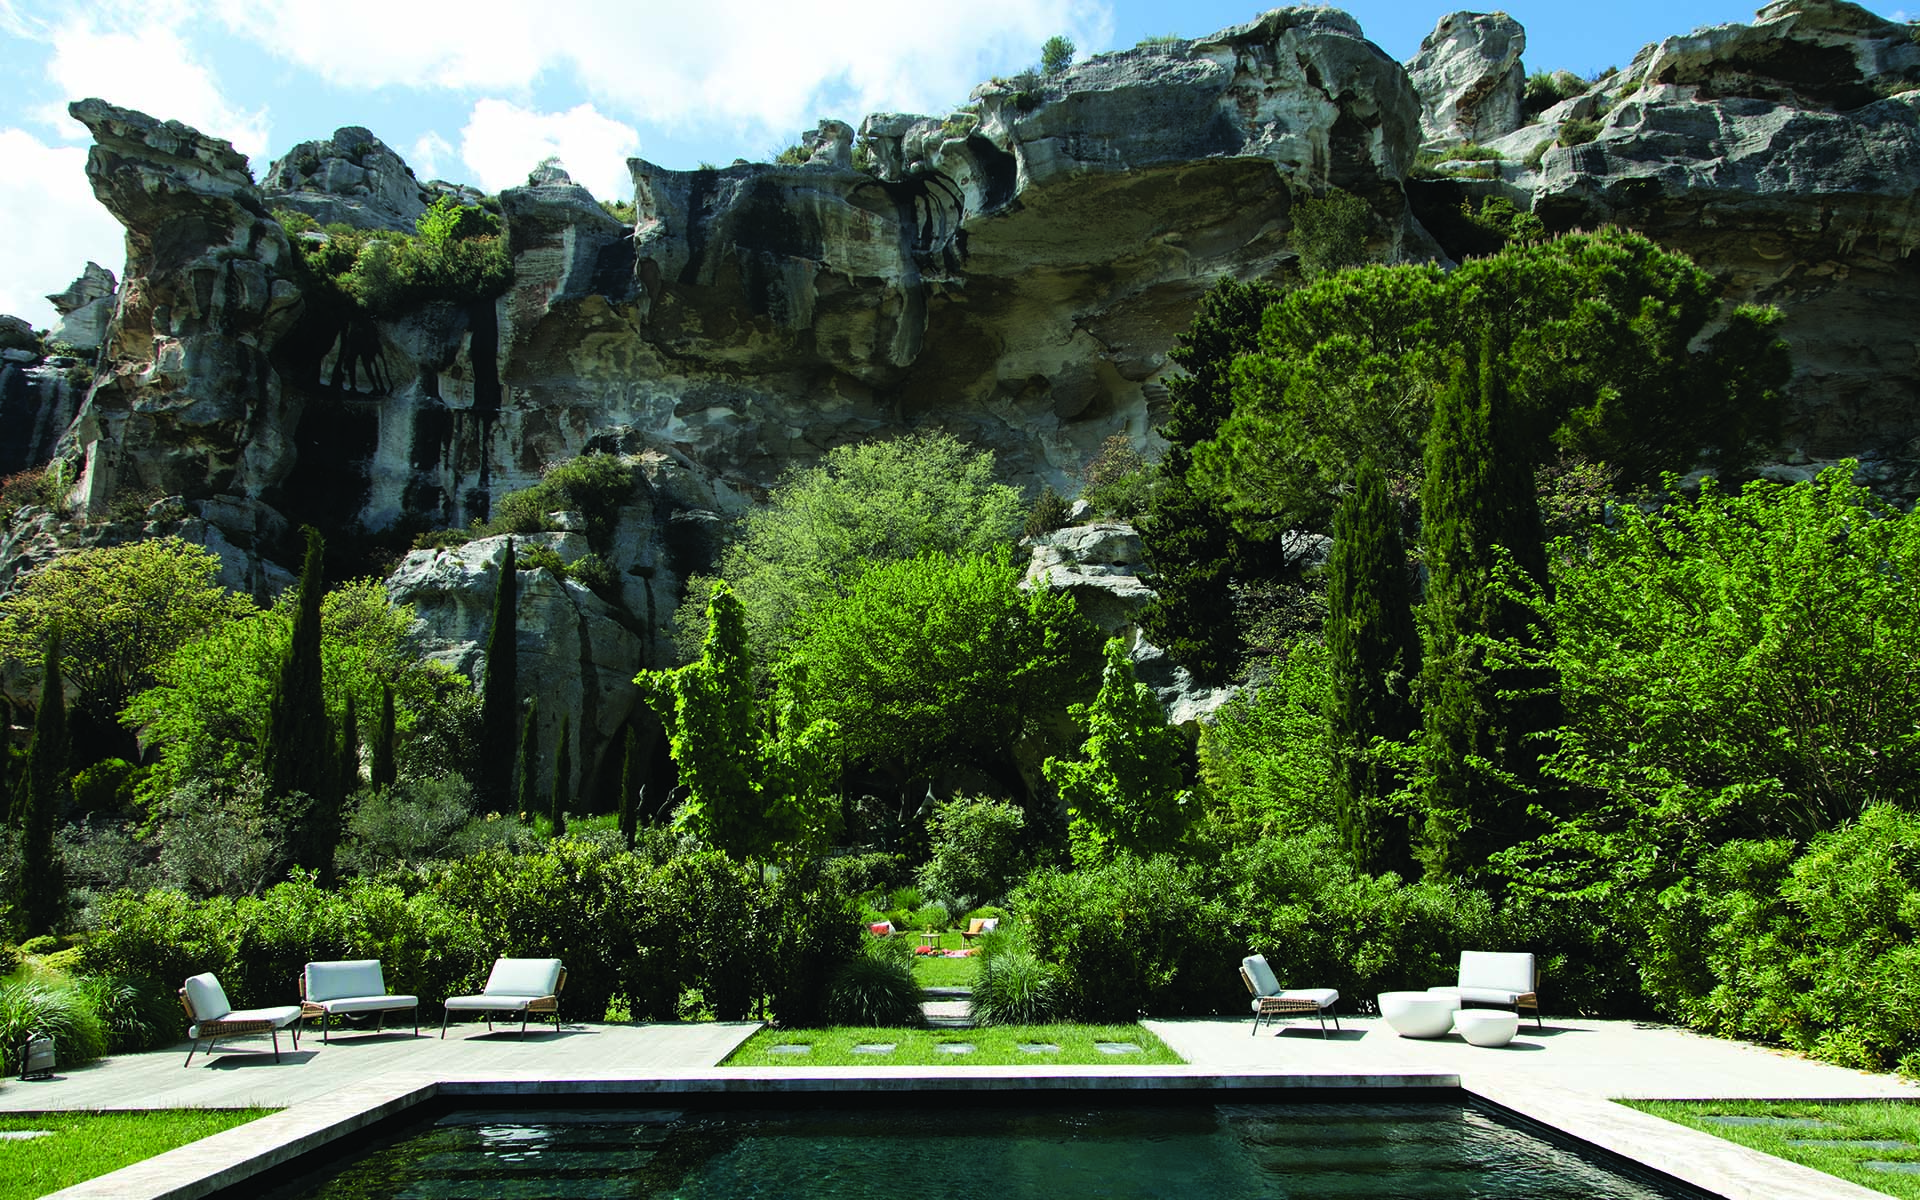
[0,0,1905,328]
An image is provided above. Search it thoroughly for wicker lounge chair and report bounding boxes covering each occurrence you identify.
[300,959,419,1042]
[440,958,566,1039]
[1426,950,1543,1028]
[179,972,303,1066]
[960,917,999,943]
[1239,954,1340,1037]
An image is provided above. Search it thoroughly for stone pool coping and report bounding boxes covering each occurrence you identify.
[28,1017,1915,1200]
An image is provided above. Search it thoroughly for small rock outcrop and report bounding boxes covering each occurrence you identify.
[1407,11,1527,144]
[262,126,432,232]
[45,262,117,352]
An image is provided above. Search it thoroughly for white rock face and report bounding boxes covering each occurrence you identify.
[45,262,116,352]
[262,126,432,232]
[1407,11,1526,144]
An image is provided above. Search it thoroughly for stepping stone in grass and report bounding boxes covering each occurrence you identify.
[768,1044,811,1056]
[0,1132,53,1141]
[936,1043,974,1055]
[1866,1162,1920,1175]
[1095,1042,1142,1055]
[1701,1116,1834,1129]
[852,1044,896,1055]
[1016,1043,1061,1055]
[1789,1139,1914,1150]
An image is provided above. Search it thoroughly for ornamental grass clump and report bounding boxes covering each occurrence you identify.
[0,978,107,1072]
[825,950,921,1027]
[970,932,1072,1025]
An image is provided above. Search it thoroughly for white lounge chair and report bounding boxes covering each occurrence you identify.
[179,972,303,1066]
[1239,954,1340,1037]
[301,959,419,1042]
[1426,950,1542,1028]
[440,958,566,1039]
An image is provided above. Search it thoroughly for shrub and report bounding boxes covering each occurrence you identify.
[762,858,864,1027]
[971,944,1072,1025]
[825,953,921,1026]
[515,544,568,576]
[0,978,108,1071]
[1523,70,1586,118]
[485,454,637,554]
[336,777,478,875]
[1014,853,1233,1020]
[1558,117,1603,147]
[71,973,175,1054]
[1079,435,1157,521]
[917,797,1029,909]
[1024,485,1072,539]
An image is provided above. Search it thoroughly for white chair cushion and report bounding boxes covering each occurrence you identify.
[313,994,418,1014]
[305,960,387,1003]
[1458,951,1534,994]
[1241,955,1282,998]
[444,993,535,1013]
[1277,988,1338,1007]
[980,918,999,932]
[482,958,563,997]
[183,973,232,1021]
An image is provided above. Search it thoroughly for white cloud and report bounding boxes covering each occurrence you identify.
[37,14,270,157]
[411,131,456,182]
[458,100,641,201]
[218,0,1111,153]
[0,129,124,329]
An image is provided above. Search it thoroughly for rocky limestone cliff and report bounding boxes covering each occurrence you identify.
[5,1,1919,798]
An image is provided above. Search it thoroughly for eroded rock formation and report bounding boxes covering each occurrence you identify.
[1407,11,1527,144]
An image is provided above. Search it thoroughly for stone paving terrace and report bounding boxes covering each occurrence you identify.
[3,1014,1915,1199]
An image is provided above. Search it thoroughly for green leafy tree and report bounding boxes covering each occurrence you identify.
[1415,352,1555,881]
[782,550,1099,802]
[125,579,457,807]
[1324,457,1420,877]
[517,698,542,815]
[1195,229,1790,534]
[916,797,1029,907]
[0,537,252,760]
[479,539,518,809]
[17,632,67,934]
[1139,276,1287,684]
[1043,638,1193,865]
[687,433,1024,663]
[1197,638,1335,840]
[551,712,571,836]
[1287,188,1371,280]
[637,582,841,862]
[267,527,339,877]
[1040,34,1075,74]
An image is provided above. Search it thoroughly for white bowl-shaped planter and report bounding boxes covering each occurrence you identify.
[1377,990,1457,1038]
[1455,1008,1520,1047]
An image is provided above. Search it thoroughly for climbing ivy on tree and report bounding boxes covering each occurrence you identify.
[1043,638,1193,865]
[637,582,841,863]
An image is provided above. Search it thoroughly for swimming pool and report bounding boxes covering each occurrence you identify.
[264,1098,1703,1199]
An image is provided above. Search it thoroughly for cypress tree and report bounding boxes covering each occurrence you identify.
[268,527,337,876]
[371,683,397,791]
[337,694,360,799]
[617,724,640,850]
[550,712,571,837]
[1415,348,1555,880]
[479,539,519,809]
[18,631,67,935]
[1325,456,1421,877]
[516,698,541,817]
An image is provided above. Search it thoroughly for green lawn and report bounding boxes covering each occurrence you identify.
[909,951,979,988]
[1622,1098,1920,1199]
[0,1109,274,1200]
[725,1024,1181,1067]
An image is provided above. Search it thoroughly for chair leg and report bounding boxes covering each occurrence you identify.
[184,1038,201,1068]
[521,1010,529,1040]
[440,1011,450,1039]
[270,1028,282,1062]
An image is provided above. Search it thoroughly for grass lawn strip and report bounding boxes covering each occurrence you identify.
[0,1109,274,1200]
[1622,1099,1920,1199]
[725,1024,1181,1067]
[908,953,978,989]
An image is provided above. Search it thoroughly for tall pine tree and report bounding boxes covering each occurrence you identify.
[479,539,519,809]
[337,694,360,799]
[268,527,338,878]
[1415,348,1555,880]
[550,712,571,837]
[1325,456,1421,877]
[1138,276,1286,684]
[617,725,640,850]
[18,631,66,935]
[371,683,397,791]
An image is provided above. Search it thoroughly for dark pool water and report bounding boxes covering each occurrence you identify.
[279,1101,1690,1199]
